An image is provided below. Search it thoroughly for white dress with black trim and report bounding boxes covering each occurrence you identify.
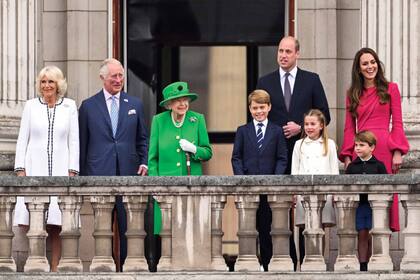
[14,97,79,226]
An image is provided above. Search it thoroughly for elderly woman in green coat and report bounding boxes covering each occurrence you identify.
[148,81,212,176]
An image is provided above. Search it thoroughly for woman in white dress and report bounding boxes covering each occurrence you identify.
[14,65,79,271]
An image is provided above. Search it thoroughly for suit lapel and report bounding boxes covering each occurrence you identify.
[116,92,128,138]
[290,68,303,112]
[93,90,113,135]
[259,122,274,153]
[272,71,288,113]
[246,122,258,149]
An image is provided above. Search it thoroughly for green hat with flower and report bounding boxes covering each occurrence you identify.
[159,81,198,107]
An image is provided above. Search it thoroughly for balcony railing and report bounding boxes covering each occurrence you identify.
[0,175,420,273]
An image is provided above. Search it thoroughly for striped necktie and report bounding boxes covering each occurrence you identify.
[110,96,119,137]
[256,122,264,149]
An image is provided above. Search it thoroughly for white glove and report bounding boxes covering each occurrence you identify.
[179,139,197,154]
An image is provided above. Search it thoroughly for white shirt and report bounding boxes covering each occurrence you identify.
[291,137,339,175]
[253,118,268,137]
[103,88,120,114]
[279,65,298,96]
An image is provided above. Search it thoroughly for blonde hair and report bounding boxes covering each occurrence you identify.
[248,89,271,105]
[301,109,329,156]
[36,65,67,98]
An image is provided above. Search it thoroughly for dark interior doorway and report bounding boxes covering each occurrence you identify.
[124,0,286,142]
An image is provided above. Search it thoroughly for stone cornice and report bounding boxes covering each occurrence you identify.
[0,175,419,195]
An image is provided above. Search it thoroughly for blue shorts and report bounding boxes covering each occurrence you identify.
[356,202,372,231]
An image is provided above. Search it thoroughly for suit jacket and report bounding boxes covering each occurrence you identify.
[231,121,287,175]
[79,90,148,176]
[148,110,212,176]
[256,68,331,173]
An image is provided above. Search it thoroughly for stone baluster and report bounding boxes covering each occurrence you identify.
[300,194,326,271]
[211,195,227,270]
[0,196,16,272]
[89,196,115,272]
[400,194,420,271]
[123,195,148,272]
[57,195,83,272]
[334,194,359,271]
[24,196,50,272]
[234,195,259,271]
[268,194,293,271]
[369,194,393,271]
[157,196,173,271]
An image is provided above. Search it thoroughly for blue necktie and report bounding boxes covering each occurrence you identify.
[110,96,119,137]
[256,122,264,149]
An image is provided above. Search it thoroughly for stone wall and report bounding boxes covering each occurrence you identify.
[1,175,420,274]
[0,0,110,172]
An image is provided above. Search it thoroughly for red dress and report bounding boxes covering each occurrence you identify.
[339,82,409,174]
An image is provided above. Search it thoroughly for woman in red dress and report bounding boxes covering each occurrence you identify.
[340,47,410,270]
[340,47,409,174]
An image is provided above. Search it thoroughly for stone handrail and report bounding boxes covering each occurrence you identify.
[0,175,420,273]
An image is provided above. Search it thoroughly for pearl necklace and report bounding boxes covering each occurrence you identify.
[171,112,185,128]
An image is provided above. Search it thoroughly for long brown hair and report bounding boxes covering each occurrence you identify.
[300,109,329,156]
[348,48,390,118]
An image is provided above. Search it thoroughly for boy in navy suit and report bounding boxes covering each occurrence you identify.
[232,89,288,271]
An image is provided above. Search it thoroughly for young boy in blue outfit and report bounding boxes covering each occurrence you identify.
[231,89,288,271]
[345,130,387,271]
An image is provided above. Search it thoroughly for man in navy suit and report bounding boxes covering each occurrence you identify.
[79,58,148,271]
[257,36,330,174]
[232,90,288,271]
[257,36,331,270]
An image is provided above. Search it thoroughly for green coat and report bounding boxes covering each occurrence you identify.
[148,110,212,176]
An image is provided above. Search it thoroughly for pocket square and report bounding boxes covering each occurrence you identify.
[128,109,137,115]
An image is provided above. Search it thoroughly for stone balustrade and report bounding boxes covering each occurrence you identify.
[0,175,420,274]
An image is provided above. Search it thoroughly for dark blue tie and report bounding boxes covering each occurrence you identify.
[256,122,264,149]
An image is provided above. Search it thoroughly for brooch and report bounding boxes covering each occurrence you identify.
[189,116,197,123]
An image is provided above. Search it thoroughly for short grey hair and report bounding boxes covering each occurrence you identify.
[99,58,124,78]
[36,65,67,98]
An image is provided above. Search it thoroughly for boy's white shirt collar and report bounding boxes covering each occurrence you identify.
[359,155,373,162]
[253,118,268,127]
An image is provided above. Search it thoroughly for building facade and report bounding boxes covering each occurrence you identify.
[2,0,420,270]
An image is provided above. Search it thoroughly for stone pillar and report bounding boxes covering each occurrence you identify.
[57,195,83,272]
[301,194,326,271]
[369,194,393,271]
[334,194,359,271]
[234,195,259,271]
[361,0,420,173]
[268,194,293,271]
[157,196,173,271]
[0,196,16,272]
[89,196,115,272]
[400,194,420,271]
[210,195,227,270]
[24,196,49,272]
[123,195,148,272]
[0,0,38,171]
